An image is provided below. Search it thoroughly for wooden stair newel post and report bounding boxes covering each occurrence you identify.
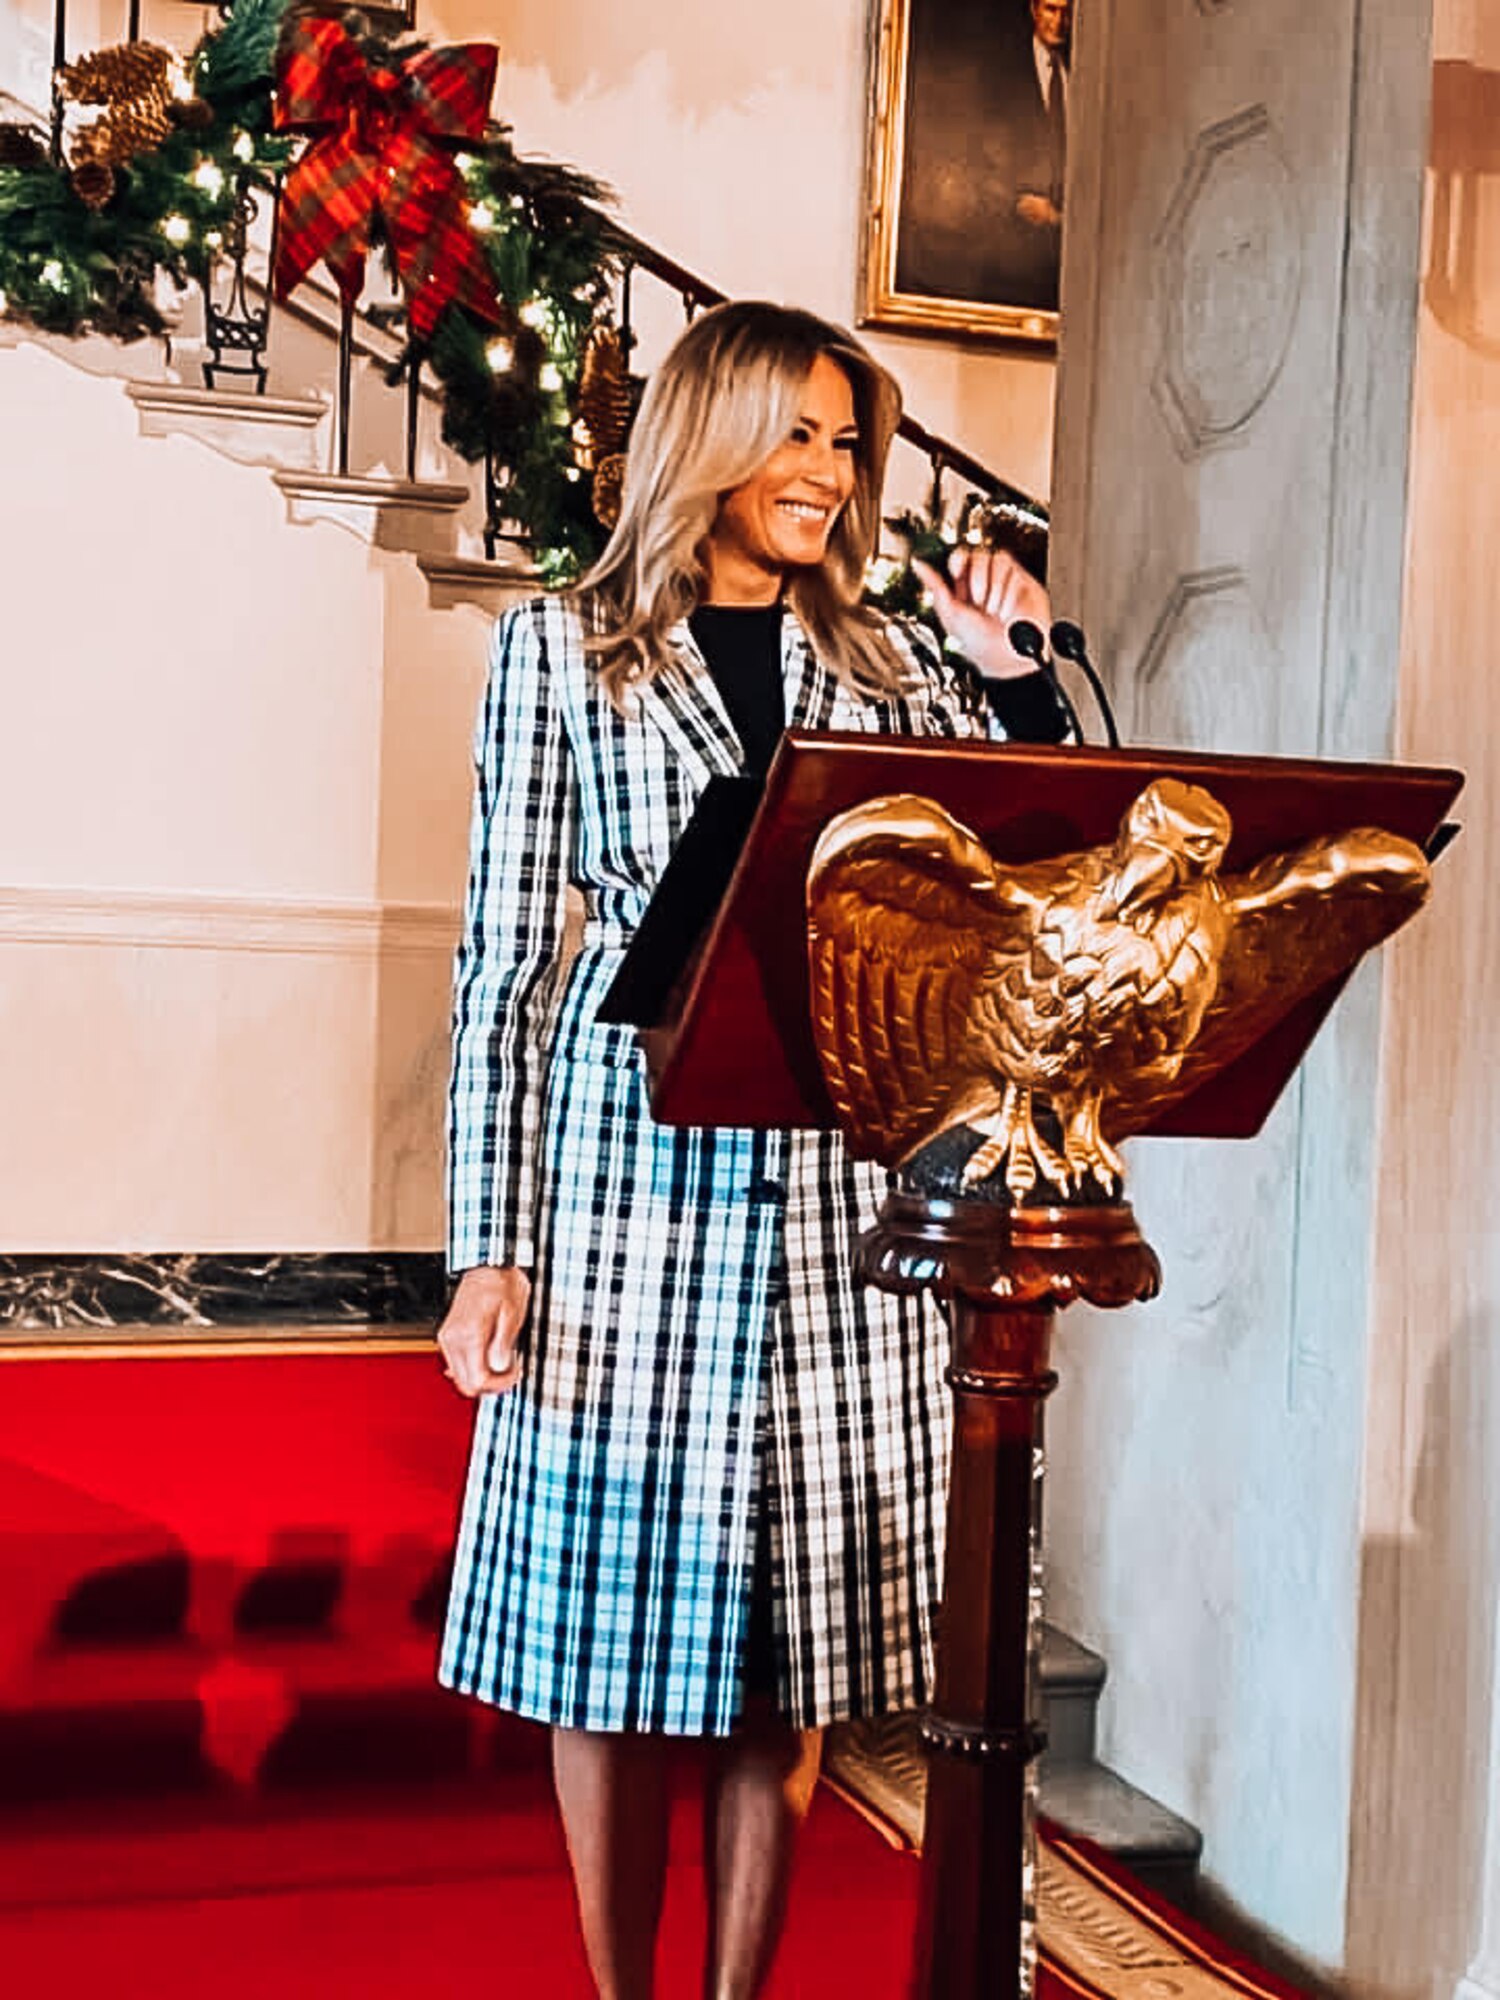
[861,1197,1160,1998]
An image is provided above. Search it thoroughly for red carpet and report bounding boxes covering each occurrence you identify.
[0,1778,917,1998]
[0,1352,1308,1997]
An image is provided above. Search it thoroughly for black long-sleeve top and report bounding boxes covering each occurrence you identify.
[688,603,1070,777]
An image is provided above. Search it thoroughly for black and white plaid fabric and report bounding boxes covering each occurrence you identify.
[440,595,1001,1736]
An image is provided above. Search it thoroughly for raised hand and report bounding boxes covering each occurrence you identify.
[911,545,1052,681]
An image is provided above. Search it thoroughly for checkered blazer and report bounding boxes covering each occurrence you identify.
[440,594,1000,1736]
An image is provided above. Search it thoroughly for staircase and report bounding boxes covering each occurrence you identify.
[826,1625,1203,1908]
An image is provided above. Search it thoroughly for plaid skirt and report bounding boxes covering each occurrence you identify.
[439,949,953,1737]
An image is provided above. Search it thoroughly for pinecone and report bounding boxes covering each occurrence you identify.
[575,326,633,470]
[0,122,47,169]
[59,42,175,106]
[592,452,627,531]
[70,157,116,209]
[60,40,176,168]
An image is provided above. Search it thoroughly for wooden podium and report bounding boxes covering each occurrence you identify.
[603,732,1462,1999]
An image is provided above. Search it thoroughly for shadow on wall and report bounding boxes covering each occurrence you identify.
[433,0,838,116]
[1344,1314,1500,2000]
[1425,62,1500,361]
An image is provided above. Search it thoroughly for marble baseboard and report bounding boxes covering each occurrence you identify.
[0,1254,448,1332]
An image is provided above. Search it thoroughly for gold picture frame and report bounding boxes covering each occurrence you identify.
[861,0,1070,345]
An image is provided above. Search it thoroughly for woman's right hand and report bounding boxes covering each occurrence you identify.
[437,1265,531,1398]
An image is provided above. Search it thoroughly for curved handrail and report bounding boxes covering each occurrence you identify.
[601,221,1048,529]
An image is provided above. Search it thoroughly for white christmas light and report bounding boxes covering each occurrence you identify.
[564,467,582,483]
[162,215,192,246]
[469,201,497,234]
[192,161,226,198]
[538,363,563,393]
[508,195,525,212]
[205,230,224,252]
[485,336,515,374]
[232,131,255,165]
[518,299,548,330]
[865,556,901,594]
[40,260,66,290]
[455,152,477,176]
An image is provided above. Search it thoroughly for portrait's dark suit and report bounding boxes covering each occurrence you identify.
[892,0,1066,314]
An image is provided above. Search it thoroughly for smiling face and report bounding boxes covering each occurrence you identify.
[702,352,860,605]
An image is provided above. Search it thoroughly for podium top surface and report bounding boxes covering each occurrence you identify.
[617,733,1463,1140]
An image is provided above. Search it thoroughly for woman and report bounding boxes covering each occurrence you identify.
[436,301,1063,2000]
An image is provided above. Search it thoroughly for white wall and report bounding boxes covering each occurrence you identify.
[0,342,486,1249]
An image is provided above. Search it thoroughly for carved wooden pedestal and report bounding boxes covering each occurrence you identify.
[860,1194,1162,2000]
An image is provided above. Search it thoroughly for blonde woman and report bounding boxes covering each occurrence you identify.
[436,301,1065,2000]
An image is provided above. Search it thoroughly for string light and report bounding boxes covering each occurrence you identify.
[538,362,563,393]
[469,201,497,234]
[192,161,226,198]
[485,335,515,374]
[232,131,255,165]
[40,260,66,290]
[205,230,224,252]
[161,215,192,246]
[518,299,548,330]
[455,152,477,176]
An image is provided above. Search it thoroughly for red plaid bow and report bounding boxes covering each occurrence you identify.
[273,18,502,340]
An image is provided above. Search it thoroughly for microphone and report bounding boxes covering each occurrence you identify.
[1008,619,1086,744]
[1049,621,1120,749]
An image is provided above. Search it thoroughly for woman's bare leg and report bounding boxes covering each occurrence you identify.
[702,1707,823,2000]
[552,1725,674,2000]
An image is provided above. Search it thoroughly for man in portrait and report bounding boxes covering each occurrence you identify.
[892,0,1072,316]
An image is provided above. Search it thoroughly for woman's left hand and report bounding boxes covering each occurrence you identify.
[911,546,1052,680]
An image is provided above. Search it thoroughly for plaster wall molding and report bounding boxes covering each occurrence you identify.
[0,885,460,958]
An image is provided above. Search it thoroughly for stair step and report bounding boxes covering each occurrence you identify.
[1039,1762,1202,1905]
[1039,1621,1107,1766]
[824,1641,1201,1912]
[271,471,469,551]
[417,552,543,615]
[126,381,326,472]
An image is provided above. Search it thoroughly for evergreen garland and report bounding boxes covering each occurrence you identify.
[0,0,294,341]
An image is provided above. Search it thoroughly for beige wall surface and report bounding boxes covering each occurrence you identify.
[1042,0,1434,1976]
[1346,6,1500,1997]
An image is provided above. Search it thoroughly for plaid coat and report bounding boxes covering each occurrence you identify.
[439,594,998,1736]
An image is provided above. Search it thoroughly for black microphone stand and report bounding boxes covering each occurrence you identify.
[1007,619,1087,744]
[1049,621,1121,749]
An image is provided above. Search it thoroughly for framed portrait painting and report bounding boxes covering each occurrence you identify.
[861,0,1072,344]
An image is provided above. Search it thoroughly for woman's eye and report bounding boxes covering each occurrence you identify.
[788,424,812,444]
[835,436,859,454]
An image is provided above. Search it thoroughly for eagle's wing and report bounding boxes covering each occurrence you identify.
[806,794,1056,1163]
[1109,828,1431,1134]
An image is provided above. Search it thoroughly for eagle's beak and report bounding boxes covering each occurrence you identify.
[1102,841,1181,924]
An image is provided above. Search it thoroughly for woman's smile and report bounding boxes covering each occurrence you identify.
[703,353,859,603]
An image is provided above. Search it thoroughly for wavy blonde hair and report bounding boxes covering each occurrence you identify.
[573,300,912,703]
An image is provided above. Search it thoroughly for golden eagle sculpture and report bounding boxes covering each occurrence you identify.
[806,779,1431,1200]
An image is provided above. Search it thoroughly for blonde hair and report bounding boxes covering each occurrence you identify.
[572,301,912,702]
